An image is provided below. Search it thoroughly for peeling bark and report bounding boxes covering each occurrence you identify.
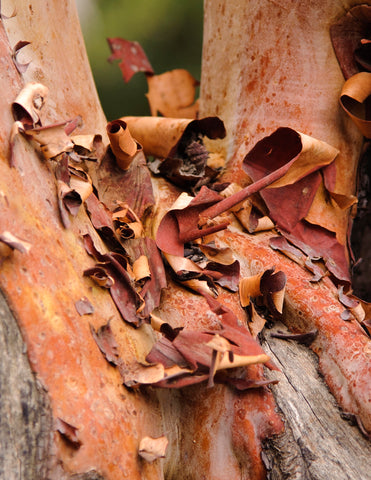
[0,1,370,479]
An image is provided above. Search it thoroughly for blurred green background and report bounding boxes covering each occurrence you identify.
[76,0,204,121]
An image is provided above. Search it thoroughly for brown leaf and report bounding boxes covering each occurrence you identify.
[71,133,104,161]
[239,273,263,308]
[107,37,154,82]
[146,69,199,118]
[246,303,267,339]
[239,268,286,316]
[163,252,217,297]
[282,221,351,283]
[203,260,240,292]
[138,435,169,462]
[124,237,167,316]
[57,180,82,227]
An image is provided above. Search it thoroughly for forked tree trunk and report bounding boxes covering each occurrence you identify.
[0,1,370,480]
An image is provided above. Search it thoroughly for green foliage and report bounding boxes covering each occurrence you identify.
[77,0,203,120]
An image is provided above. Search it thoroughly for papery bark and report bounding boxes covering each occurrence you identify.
[199,0,371,446]
[200,0,364,249]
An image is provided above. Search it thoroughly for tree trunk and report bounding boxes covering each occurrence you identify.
[200,0,371,478]
[0,1,370,480]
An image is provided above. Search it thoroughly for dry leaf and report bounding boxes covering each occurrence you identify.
[71,133,104,161]
[84,252,146,327]
[270,329,318,346]
[146,69,199,118]
[94,149,155,220]
[239,274,263,307]
[107,37,154,83]
[68,166,93,202]
[138,435,169,463]
[239,268,286,316]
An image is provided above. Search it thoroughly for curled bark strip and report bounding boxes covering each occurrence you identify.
[0,231,31,254]
[55,418,81,448]
[89,322,120,366]
[106,119,142,170]
[123,116,225,160]
[75,296,94,316]
[156,187,228,257]
[12,82,49,126]
[330,5,371,79]
[11,40,31,74]
[340,72,371,138]
[138,435,169,463]
[22,121,75,159]
[270,329,318,347]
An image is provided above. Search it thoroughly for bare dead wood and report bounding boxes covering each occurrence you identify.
[262,322,371,480]
[0,288,52,479]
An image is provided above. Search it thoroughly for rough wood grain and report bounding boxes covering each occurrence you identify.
[0,288,52,480]
[262,322,371,480]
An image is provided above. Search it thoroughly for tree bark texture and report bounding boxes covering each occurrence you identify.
[0,289,52,480]
[0,1,370,480]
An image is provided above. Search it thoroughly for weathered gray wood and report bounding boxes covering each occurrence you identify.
[0,289,52,480]
[262,322,371,480]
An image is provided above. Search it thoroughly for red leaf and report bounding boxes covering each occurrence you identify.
[107,38,154,83]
